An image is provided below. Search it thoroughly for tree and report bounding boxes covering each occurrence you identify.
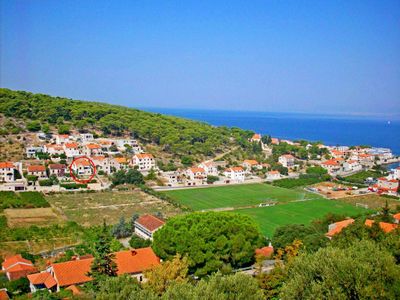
[380,200,392,223]
[57,124,70,134]
[144,254,189,295]
[26,121,41,132]
[125,169,144,185]
[152,212,264,276]
[163,272,264,300]
[89,222,118,285]
[261,134,272,145]
[280,240,400,299]
[180,156,193,167]
[94,275,158,300]
[111,217,132,238]
[41,123,50,134]
[206,175,219,184]
[129,235,151,248]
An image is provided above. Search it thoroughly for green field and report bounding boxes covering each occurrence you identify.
[234,199,369,237]
[163,183,323,210]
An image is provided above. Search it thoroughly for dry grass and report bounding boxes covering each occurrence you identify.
[46,190,182,226]
[337,194,400,210]
[4,207,64,228]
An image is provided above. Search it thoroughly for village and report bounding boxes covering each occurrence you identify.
[0,131,399,197]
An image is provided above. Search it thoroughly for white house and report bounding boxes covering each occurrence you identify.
[91,156,112,174]
[131,153,156,171]
[83,143,103,157]
[111,157,129,171]
[43,144,65,156]
[198,161,219,176]
[161,171,181,186]
[266,170,281,180]
[55,134,70,145]
[321,159,343,175]
[278,154,295,168]
[26,146,43,158]
[224,167,245,182]
[343,160,362,172]
[63,143,81,158]
[116,139,142,153]
[242,160,261,172]
[0,162,15,182]
[27,165,47,179]
[80,133,94,142]
[186,167,206,181]
[134,214,165,240]
[71,160,93,176]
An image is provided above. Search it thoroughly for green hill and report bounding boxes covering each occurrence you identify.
[0,88,253,161]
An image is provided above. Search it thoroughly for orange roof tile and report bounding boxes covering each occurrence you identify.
[251,134,261,140]
[52,258,93,287]
[326,219,354,237]
[2,255,34,270]
[268,170,280,175]
[91,156,106,161]
[65,284,81,295]
[0,290,9,300]
[136,215,165,232]
[86,143,101,149]
[393,213,400,221]
[135,153,154,159]
[322,159,340,166]
[115,248,160,275]
[27,165,46,172]
[0,162,14,169]
[189,167,205,173]
[49,164,66,170]
[365,220,398,233]
[255,246,274,258]
[65,142,78,149]
[27,272,56,288]
[244,160,259,165]
[114,157,127,164]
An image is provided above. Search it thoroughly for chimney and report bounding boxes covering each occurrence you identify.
[130,250,137,256]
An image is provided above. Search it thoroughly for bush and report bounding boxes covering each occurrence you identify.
[39,179,53,186]
[26,121,41,132]
[60,183,87,189]
[207,175,219,184]
[129,235,151,248]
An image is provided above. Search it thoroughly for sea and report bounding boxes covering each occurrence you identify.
[143,108,400,156]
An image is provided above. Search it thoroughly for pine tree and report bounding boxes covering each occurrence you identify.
[89,221,118,286]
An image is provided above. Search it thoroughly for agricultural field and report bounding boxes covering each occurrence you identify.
[0,191,49,210]
[46,190,182,226]
[4,207,64,228]
[163,183,324,211]
[234,199,370,237]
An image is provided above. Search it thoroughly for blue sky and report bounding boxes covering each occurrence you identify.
[1,0,399,116]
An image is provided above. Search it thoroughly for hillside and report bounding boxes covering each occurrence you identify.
[0,88,253,162]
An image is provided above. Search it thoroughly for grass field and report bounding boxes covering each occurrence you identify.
[163,183,324,210]
[337,194,400,210]
[46,190,182,226]
[235,199,370,237]
[4,208,63,228]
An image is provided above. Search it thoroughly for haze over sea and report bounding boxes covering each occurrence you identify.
[144,108,400,155]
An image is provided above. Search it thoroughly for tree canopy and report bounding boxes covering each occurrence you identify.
[152,212,264,276]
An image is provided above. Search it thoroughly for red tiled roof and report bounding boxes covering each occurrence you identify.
[27,165,46,172]
[281,154,295,159]
[393,213,400,221]
[136,214,165,232]
[114,157,127,164]
[86,143,101,149]
[6,263,37,274]
[65,284,81,295]
[65,143,78,149]
[251,134,261,140]
[28,248,161,288]
[189,167,205,173]
[322,159,340,166]
[0,290,9,300]
[49,164,66,170]
[244,160,259,165]
[365,220,398,233]
[0,162,14,169]
[226,166,243,172]
[115,248,160,275]
[27,272,56,289]
[2,255,33,270]
[326,219,354,237]
[52,258,93,287]
[135,153,154,159]
[255,246,274,258]
[268,170,280,175]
